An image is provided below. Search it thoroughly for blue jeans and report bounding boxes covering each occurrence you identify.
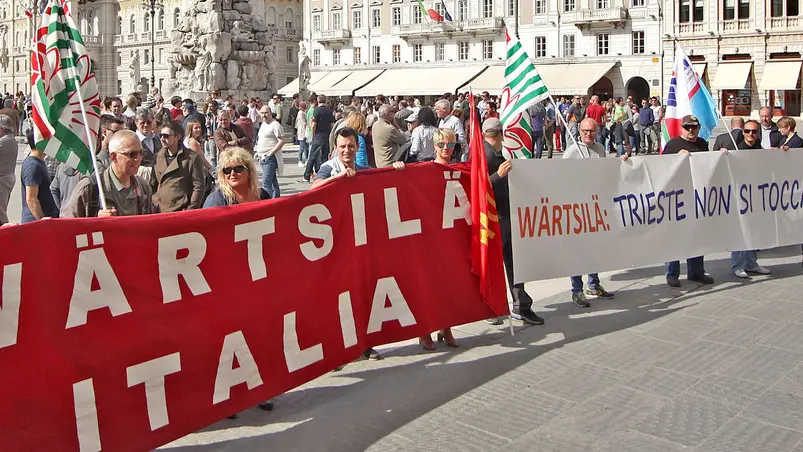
[261,154,280,198]
[731,250,758,271]
[298,140,309,163]
[570,274,600,293]
[630,135,639,154]
[304,135,328,181]
[666,256,705,278]
[532,131,544,159]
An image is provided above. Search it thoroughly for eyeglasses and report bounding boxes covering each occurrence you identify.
[743,129,759,134]
[222,165,248,175]
[118,150,143,159]
[159,133,173,139]
[683,125,700,131]
[437,142,457,149]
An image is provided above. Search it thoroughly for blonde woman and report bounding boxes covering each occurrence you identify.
[202,147,269,207]
[419,128,459,350]
[343,111,370,167]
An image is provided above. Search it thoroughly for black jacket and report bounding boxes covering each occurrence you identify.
[781,133,803,148]
[713,130,743,151]
[761,122,783,148]
[485,140,509,218]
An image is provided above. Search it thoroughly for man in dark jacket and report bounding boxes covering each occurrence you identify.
[713,116,744,151]
[638,99,656,153]
[483,118,544,326]
[151,121,207,212]
[759,106,782,148]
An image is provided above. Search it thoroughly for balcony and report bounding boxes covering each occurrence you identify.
[312,29,351,45]
[126,33,136,41]
[277,28,300,39]
[564,7,628,28]
[767,16,801,31]
[675,22,705,35]
[115,34,124,44]
[718,19,751,33]
[83,35,102,46]
[140,32,150,40]
[155,30,167,39]
[464,17,505,31]
[393,18,503,40]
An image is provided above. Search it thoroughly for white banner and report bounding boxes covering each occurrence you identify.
[509,150,803,282]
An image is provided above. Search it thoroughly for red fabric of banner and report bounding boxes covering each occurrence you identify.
[0,163,507,451]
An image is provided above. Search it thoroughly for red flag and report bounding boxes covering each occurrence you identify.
[469,92,506,305]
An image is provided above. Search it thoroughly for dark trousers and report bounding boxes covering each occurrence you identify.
[532,131,544,159]
[304,135,328,181]
[500,213,531,312]
[665,256,705,278]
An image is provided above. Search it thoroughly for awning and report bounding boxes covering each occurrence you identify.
[308,71,353,94]
[758,61,802,90]
[693,63,708,78]
[711,62,753,90]
[537,62,616,94]
[456,65,505,95]
[327,69,385,96]
[354,67,486,96]
[277,72,335,96]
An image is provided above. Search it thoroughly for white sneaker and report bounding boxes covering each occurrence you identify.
[746,265,771,275]
[297,161,305,168]
[734,268,749,278]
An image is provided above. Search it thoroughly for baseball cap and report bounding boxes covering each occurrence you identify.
[482,118,503,134]
[681,115,699,127]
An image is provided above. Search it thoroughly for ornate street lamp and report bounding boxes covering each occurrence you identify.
[141,0,163,89]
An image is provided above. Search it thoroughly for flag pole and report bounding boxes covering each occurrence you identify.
[547,94,581,152]
[715,106,740,151]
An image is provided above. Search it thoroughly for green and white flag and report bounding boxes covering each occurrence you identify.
[31,0,100,175]
[499,27,549,159]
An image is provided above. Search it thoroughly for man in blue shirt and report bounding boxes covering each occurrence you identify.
[20,131,59,223]
[544,101,556,158]
[638,99,656,153]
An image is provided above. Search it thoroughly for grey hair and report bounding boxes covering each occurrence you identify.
[434,99,451,111]
[2,98,13,109]
[134,107,153,121]
[0,114,13,133]
[108,130,139,154]
[378,104,393,118]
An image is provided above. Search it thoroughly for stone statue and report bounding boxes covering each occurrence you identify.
[128,52,140,87]
[195,50,212,91]
[231,21,250,41]
[298,40,311,92]
[265,46,277,94]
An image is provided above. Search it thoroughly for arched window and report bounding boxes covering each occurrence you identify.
[143,13,150,32]
[285,7,294,27]
[266,6,276,26]
[117,16,122,34]
[158,9,164,30]
[129,15,135,33]
[87,11,94,35]
[77,12,83,33]
[173,8,180,28]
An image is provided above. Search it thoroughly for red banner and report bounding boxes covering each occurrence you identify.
[0,163,507,452]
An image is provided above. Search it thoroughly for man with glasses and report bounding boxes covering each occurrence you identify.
[269,94,284,124]
[661,115,715,287]
[562,118,617,306]
[727,119,772,278]
[151,121,207,213]
[62,130,153,218]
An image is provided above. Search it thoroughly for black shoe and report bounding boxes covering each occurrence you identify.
[572,292,591,308]
[485,317,504,325]
[363,348,381,360]
[511,309,545,325]
[666,276,681,287]
[689,273,715,285]
[258,401,274,411]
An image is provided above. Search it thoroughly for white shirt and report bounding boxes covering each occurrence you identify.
[761,124,773,149]
[563,141,606,159]
[248,105,261,124]
[439,115,465,144]
[650,105,661,124]
[255,120,285,158]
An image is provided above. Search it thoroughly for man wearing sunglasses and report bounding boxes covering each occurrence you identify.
[151,121,207,213]
[62,130,153,218]
[661,115,715,287]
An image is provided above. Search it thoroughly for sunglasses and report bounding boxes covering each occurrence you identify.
[743,129,759,134]
[159,133,173,139]
[222,165,248,175]
[683,125,700,131]
[437,142,457,149]
[118,150,143,159]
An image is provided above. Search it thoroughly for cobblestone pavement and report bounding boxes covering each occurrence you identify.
[158,144,803,452]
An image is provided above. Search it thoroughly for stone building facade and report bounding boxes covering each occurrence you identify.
[0,0,302,99]
[298,0,663,102]
[663,0,803,117]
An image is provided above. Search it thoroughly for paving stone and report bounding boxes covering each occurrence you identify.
[740,300,803,323]
[741,390,803,432]
[593,430,687,452]
[588,334,680,372]
[408,421,509,452]
[684,375,769,408]
[759,323,803,353]
[461,390,576,439]
[495,426,598,452]
[701,316,773,347]
[550,387,665,437]
[715,345,803,385]
[630,394,741,447]
[639,315,721,344]
[538,361,627,403]
[392,394,490,441]
[364,434,416,452]
[695,416,803,452]
[681,295,760,320]
[654,340,743,376]
[625,366,700,397]
[773,365,803,398]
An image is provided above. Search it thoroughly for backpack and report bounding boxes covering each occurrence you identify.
[86,173,150,217]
